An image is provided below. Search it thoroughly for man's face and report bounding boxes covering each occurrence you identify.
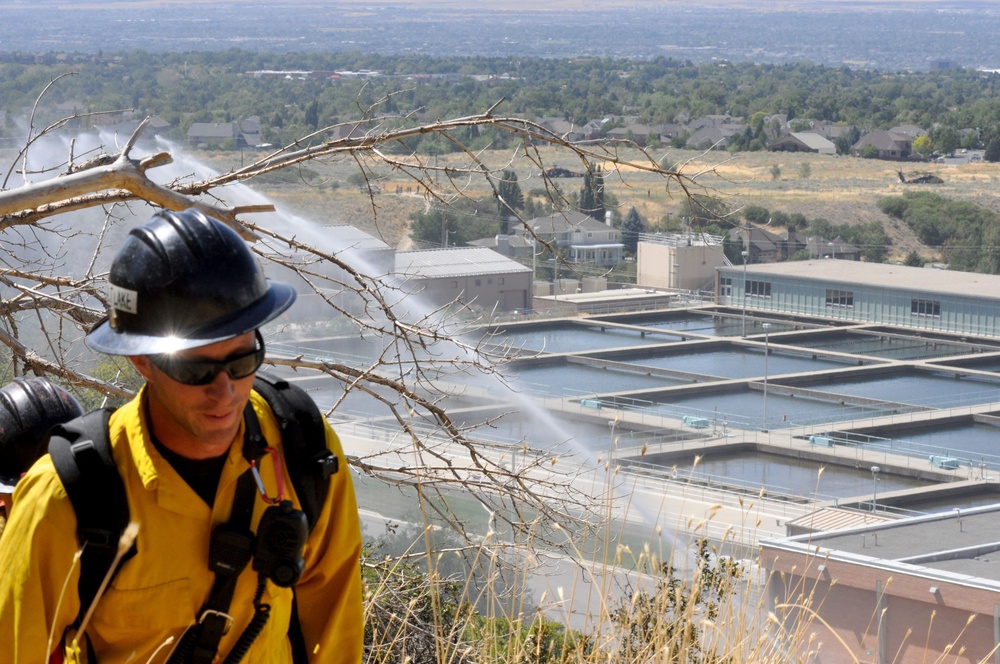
[130,332,258,459]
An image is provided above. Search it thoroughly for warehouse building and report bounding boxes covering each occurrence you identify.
[717,261,1000,337]
[395,247,532,313]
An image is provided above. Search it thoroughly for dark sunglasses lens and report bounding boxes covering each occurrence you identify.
[225,349,264,380]
[155,346,264,386]
[166,360,217,386]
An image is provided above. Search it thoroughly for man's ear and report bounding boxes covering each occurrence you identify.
[129,355,155,382]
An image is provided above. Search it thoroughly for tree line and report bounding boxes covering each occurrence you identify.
[6,50,1000,155]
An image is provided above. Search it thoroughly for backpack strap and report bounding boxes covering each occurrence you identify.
[252,375,337,664]
[48,408,132,660]
[252,375,337,530]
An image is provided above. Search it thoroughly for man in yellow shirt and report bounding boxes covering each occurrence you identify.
[0,209,363,663]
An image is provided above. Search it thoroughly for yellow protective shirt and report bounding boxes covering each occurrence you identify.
[0,386,363,664]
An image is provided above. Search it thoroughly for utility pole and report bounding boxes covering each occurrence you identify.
[741,216,751,338]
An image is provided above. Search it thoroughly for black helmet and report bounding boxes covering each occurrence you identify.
[0,377,83,492]
[86,209,296,356]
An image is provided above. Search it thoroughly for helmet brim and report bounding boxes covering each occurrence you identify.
[0,476,16,493]
[86,281,297,356]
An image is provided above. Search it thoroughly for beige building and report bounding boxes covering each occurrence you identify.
[761,504,1000,664]
[394,247,532,313]
[636,232,725,291]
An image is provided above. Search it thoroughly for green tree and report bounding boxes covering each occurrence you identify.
[409,198,500,247]
[903,250,924,267]
[961,129,981,150]
[932,126,960,155]
[769,164,781,180]
[985,137,1000,162]
[679,194,730,234]
[304,98,319,130]
[579,165,606,223]
[771,210,791,229]
[743,205,770,225]
[495,169,524,232]
[912,134,933,156]
[834,127,861,156]
[621,206,645,255]
[798,162,811,179]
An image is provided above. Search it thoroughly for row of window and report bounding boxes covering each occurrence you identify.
[721,278,943,319]
[911,298,941,318]
[825,289,853,308]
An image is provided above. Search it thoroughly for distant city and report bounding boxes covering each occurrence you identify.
[2,3,1000,72]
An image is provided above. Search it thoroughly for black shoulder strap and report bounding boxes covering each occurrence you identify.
[253,375,337,531]
[48,409,132,626]
[253,375,338,664]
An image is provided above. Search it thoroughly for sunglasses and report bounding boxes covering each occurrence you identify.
[150,331,266,386]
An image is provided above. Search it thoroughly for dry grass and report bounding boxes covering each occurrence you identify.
[201,146,1000,263]
[360,475,1000,664]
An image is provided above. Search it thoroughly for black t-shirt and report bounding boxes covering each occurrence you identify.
[150,435,228,507]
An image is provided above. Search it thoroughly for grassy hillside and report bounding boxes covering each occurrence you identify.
[204,146,1000,263]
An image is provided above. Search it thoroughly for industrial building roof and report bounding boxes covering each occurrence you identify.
[783,506,898,534]
[723,260,1000,299]
[765,502,1000,584]
[395,247,531,279]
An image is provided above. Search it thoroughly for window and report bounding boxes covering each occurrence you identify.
[499,277,505,285]
[747,280,771,299]
[911,298,941,318]
[825,289,854,309]
[451,281,458,289]
[719,277,732,297]
[475,279,482,287]
[487,278,493,285]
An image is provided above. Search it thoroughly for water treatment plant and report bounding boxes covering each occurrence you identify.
[266,255,1000,662]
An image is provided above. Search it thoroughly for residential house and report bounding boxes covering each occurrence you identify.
[851,130,913,159]
[728,226,785,263]
[782,229,808,260]
[768,132,836,154]
[807,235,861,261]
[686,125,743,150]
[688,114,743,130]
[580,119,606,141]
[188,122,241,149]
[605,122,659,147]
[811,120,858,141]
[888,123,927,138]
[655,122,685,143]
[762,113,790,141]
[240,116,264,147]
[521,210,623,266]
[538,117,587,143]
